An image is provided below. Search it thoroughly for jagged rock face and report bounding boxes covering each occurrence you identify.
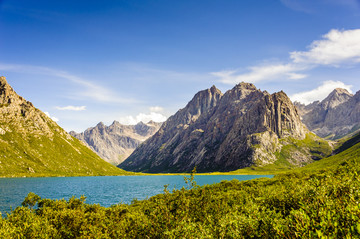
[120,82,310,173]
[321,88,353,110]
[0,76,125,176]
[296,88,360,139]
[0,76,65,150]
[294,101,320,116]
[0,76,56,138]
[70,121,162,165]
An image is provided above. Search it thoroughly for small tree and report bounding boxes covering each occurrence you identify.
[184,167,198,189]
[22,192,41,209]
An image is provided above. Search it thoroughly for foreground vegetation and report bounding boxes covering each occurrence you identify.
[1,152,360,238]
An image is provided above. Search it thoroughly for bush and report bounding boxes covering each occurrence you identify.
[1,161,360,238]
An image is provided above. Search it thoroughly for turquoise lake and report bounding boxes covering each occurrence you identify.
[0,175,272,214]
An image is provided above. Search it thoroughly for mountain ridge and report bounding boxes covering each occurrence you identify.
[295,88,360,139]
[120,82,330,173]
[70,120,162,165]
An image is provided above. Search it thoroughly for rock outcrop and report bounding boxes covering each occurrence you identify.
[0,76,126,177]
[295,88,360,139]
[120,82,324,173]
[70,121,162,165]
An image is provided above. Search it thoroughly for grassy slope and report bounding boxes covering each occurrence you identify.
[297,133,360,173]
[333,131,360,154]
[0,124,132,177]
[229,133,332,175]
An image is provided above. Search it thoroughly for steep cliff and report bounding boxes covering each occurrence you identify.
[120,83,329,173]
[0,76,128,177]
[70,120,162,165]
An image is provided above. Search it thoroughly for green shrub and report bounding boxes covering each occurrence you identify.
[1,160,360,238]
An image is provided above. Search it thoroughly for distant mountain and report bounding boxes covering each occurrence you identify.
[295,88,360,139]
[0,76,128,177]
[70,121,162,165]
[120,83,330,173]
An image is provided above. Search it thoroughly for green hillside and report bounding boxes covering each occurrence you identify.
[333,131,360,154]
[297,132,360,173]
[0,76,130,177]
[236,131,360,175]
[229,133,333,175]
[0,124,130,177]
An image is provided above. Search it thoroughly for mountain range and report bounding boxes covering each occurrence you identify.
[2,73,359,176]
[119,83,331,173]
[295,88,360,139]
[70,121,161,165]
[0,76,128,177]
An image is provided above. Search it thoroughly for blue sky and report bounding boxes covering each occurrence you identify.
[1,0,360,132]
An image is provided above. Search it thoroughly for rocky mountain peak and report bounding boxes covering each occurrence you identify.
[0,76,8,86]
[71,120,162,165]
[111,120,121,126]
[294,100,320,116]
[188,85,222,107]
[120,82,319,173]
[0,76,48,136]
[147,120,156,125]
[321,88,353,109]
[333,88,352,95]
[172,86,222,126]
[96,122,105,129]
[0,76,23,106]
[223,82,261,101]
[134,121,151,135]
[296,87,360,139]
[110,121,126,130]
[235,82,257,90]
[210,85,221,94]
[232,82,259,96]
[136,121,146,126]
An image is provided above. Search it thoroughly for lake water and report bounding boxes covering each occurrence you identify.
[0,175,272,214]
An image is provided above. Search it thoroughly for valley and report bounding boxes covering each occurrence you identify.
[1,76,360,238]
[1,75,359,176]
[2,0,360,237]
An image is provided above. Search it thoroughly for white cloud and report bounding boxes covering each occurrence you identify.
[290,29,360,65]
[212,28,360,85]
[149,106,164,112]
[117,106,167,125]
[44,111,59,122]
[119,112,167,125]
[287,72,308,80]
[280,0,313,13]
[290,80,353,104]
[211,64,307,84]
[55,105,86,111]
[0,63,135,104]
